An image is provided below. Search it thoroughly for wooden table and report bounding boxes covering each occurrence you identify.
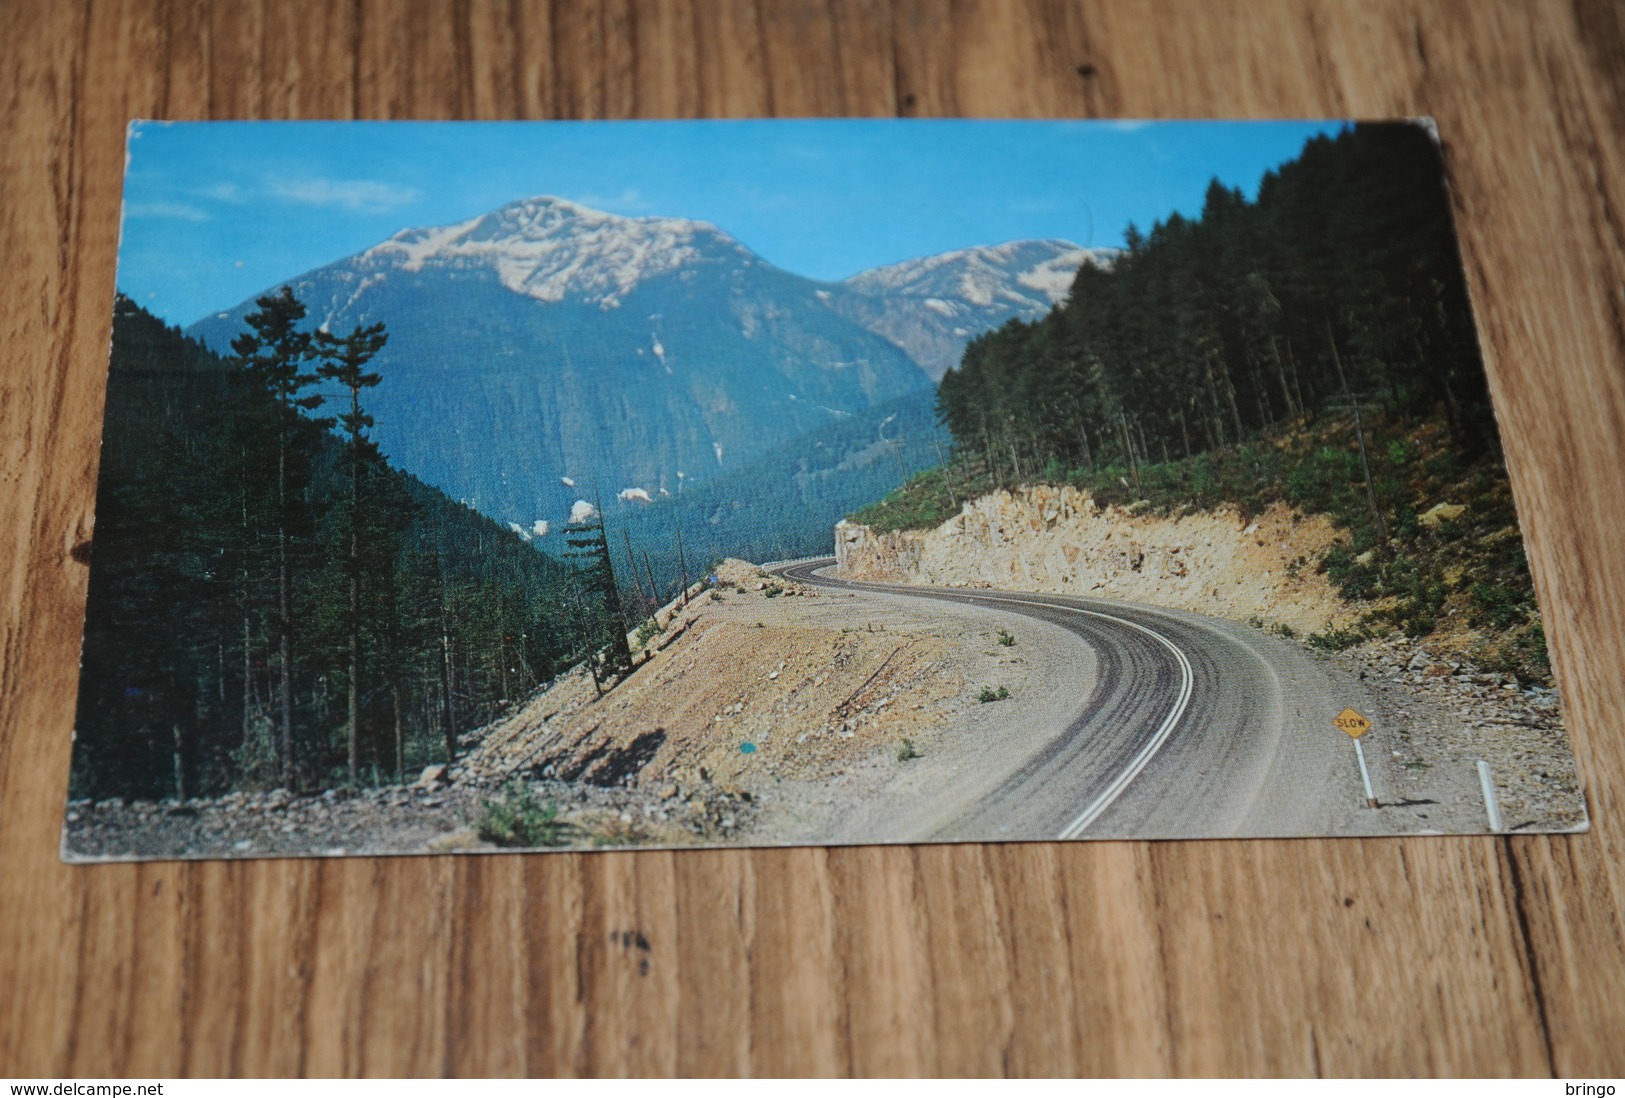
[3,0,1623,1077]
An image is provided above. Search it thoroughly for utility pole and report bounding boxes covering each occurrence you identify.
[1325,318,1388,549]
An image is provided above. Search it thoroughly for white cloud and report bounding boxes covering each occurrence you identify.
[269,178,421,212]
[125,201,210,222]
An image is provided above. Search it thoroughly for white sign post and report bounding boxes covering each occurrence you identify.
[1477,759,1504,832]
[1334,707,1379,809]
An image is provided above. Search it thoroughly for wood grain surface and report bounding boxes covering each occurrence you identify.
[3,0,1623,1078]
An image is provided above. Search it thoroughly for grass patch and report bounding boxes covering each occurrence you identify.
[977,685,1011,704]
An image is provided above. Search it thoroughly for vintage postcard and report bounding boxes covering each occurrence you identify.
[64,118,1587,860]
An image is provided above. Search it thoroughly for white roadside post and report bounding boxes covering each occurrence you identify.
[1477,759,1505,832]
[1353,738,1378,809]
[1333,707,1379,808]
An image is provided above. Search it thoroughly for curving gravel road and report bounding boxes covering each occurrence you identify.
[775,558,1483,840]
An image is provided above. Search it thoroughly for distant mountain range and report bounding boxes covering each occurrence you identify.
[187,196,1110,550]
[838,239,1117,381]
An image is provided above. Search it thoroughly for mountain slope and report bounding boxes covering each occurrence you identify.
[188,196,935,535]
[835,240,1118,380]
[603,386,948,593]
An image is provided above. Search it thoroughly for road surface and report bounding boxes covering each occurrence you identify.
[773,558,1466,841]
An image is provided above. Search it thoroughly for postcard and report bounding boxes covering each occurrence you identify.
[63,118,1586,860]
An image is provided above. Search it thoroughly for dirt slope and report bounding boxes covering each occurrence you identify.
[451,559,1078,847]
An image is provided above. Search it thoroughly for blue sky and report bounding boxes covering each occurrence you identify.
[119,119,1347,325]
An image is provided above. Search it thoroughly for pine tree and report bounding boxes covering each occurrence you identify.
[564,503,633,695]
[315,321,389,784]
[231,286,326,786]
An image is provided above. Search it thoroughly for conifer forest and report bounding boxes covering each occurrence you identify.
[73,294,635,800]
[936,124,1493,481]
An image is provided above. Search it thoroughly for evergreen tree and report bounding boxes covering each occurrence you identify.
[563,504,633,696]
[314,321,389,783]
[231,286,326,786]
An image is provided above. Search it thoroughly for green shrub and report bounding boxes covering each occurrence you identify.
[997,630,1016,647]
[1323,545,1381,602]
[848,463,975,533]
[1373,553,1447,636]
[1468,580,1527,630]
[1516,621,1549,677]
[897,738,920,761]
[476,782,566,847]
[978,685,1010,703]
[1307,627,1368,652]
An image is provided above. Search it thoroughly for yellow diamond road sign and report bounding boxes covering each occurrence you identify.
[1333,707,1372,739]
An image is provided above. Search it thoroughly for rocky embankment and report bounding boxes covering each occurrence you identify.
[837,484,1353,636]
[834,484,1586,831]
[1331,636,1583,831]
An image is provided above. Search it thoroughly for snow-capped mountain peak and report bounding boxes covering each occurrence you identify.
[832,239,1120,381]
[359,195,753,309]
[843,239,1115,310]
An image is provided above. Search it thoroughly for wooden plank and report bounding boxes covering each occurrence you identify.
[2,0,1623,1077]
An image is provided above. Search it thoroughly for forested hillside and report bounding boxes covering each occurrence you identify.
[72,297,590,800]
[858,123,1548,679]
[936,123,1492,473]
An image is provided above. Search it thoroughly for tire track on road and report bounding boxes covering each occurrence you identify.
[777,560,1202,838]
